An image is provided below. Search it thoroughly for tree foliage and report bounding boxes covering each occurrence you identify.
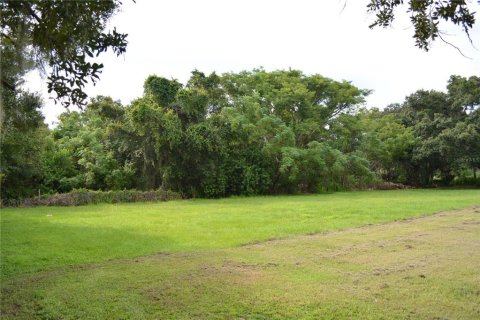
[2,70,479,202]
[0,0,127,107]
[367,0,477,51]
[386,75,480,185]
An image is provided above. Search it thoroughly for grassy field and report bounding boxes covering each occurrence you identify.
[1,189,480,319]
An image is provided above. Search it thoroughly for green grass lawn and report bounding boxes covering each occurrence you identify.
[2,189,479,279]
[1,190,479,319]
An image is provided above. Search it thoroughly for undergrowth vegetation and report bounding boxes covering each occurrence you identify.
[2,188,182,207]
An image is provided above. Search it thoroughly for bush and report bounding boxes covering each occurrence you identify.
[4,188,183,207]
[368,181,410,190]
[452,177,480,187]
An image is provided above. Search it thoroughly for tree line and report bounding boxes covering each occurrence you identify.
[1,69,479,201]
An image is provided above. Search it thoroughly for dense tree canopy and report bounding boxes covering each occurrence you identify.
[388,75,480,185]
[2,69,478,202]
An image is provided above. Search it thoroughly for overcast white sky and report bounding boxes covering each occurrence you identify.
[26,0,480,126]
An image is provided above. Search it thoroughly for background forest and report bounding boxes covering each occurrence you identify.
[2,69,479,201]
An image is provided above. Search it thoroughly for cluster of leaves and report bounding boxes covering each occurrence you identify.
[2,70,479,201]
[367,0,477,50]
[0,0,127,107]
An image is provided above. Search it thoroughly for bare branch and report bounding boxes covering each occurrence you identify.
[21,2,42,24]
[339,0,348,15]
[438,32,472,59]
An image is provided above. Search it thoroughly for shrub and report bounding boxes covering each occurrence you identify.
[4,188,183,207]
[452,177,480,187]
[368,181,410,190]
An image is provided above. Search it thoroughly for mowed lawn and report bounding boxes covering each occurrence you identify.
[1,190,479,319]
[1,189,479,279]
